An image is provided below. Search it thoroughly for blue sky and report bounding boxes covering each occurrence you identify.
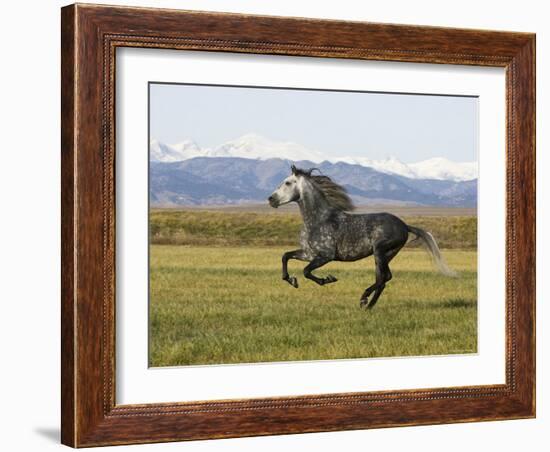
[149,83,477,163]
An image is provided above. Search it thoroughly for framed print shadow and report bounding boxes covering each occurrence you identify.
[61,3,535,448]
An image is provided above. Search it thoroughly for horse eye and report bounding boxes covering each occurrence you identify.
[285,181,292,186]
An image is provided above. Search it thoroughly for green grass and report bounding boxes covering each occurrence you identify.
[149,246,477,367]
[150,209,477,249]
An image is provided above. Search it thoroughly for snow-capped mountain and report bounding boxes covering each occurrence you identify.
[215,133,327,162]
[408,158,477,182]
[150,134,477,182]
[334,156,419,179]
[150,139,203,162]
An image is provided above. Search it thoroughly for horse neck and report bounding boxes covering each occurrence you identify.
[297,179,333,226]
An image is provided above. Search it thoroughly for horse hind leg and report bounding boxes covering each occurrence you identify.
[360,245,401,309]
[364,280,387,310]
[360,264,388,309]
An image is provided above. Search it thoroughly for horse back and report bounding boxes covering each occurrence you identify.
[334,212,408,261]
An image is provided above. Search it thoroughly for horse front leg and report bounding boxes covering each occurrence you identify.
[303,256,338,286]
[282,249,307,288]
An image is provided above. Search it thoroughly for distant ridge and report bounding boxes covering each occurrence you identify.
[150,157,477,208]
[150,133,477,182]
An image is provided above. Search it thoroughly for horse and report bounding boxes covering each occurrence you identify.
[268,165,456,309]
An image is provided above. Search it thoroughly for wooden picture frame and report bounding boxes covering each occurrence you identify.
[61,3,535,447]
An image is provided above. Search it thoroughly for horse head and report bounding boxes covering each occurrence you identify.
[268,165,304,208]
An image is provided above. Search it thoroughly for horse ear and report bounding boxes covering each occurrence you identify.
[290,164,297,175]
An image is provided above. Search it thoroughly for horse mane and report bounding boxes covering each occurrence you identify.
[291,165,356,212]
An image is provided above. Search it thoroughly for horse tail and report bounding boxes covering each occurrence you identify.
[407,225,458,277]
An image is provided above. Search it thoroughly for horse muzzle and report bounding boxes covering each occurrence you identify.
[268,195,279,208]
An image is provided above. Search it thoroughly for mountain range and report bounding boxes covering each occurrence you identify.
[150,133,477,182]
[150,156,477,208]
[149,134,477,208]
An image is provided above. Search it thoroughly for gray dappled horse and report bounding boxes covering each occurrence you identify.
[268,165,456,309]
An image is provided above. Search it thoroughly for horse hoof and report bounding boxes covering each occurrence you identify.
[359,299,369,309]
[325,275,338,284]
[287,276,299,288]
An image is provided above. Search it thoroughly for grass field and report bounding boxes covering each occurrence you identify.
[149,243,477,367]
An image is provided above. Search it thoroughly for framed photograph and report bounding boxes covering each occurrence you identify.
[61,3,535,447]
